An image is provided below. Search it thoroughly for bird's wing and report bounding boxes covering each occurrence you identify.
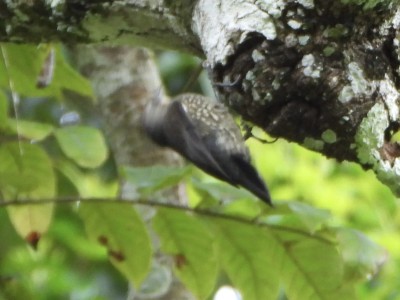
[164,101,235,183]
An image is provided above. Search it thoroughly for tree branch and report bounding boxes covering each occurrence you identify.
[193,0,400,196]
[0,196,334,244]
[0,0,202,55]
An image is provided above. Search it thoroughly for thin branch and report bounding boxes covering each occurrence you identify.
[0,196,335,244]
[0,45,23,155]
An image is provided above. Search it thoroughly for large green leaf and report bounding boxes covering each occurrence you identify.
[277,232,355,300]
[259,202,333,236]
[337,228,387,283]
[192,179,257,202]
[153,208,218,300]
[211,219,280,300]
[271,202,332,233]
[122,165,191,195]
[54,126,108,168]
[286,202,331,233]
[7,119,54,141]
[56,160,118,197]
[0,142,55,245]
[0,44,47,96]
[79,202,152,288]
[52,45,93,97]
[50,217,106,260]
[0,44,93,99]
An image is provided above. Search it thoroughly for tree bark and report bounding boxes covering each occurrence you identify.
[195,1,400,195]
[72,46,192,299]
[3,0,400,193]
[0,1,201,55]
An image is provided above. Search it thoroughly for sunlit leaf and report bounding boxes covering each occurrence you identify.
[79,202,152,288]
[337,228,388,283]
[287,202,332,233]
[56,160,118,197]
[211,219,280,300]
[0,44,48,97]
[50,218,106,260]
[53,45,93,98]
[0,44,93,99]
[153,208,218,300]
[259,202,333,236]
[192,179,257,202]
[277,233,355,300]
[221,198,264,219]
[54,126,108,168]
[122,165,191,195]
[0,142,55,245]
[7,119,54,140]
[260,207,315,233]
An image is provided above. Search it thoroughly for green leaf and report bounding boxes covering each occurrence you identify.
[122,165,191,195]
[0,142,55,243]
[0,142,55,196]
[153,208,218,300]
[79,202,152,288]
[54,126,108,168]
[337,228,387,283]
[287,202,332,233]
[221,198,264,219]
[53,45,93,98]
[7,119,54,140]
[212,219,280,300]
[56,160,118,197]
[50,218,106,260]
[0,91,8,128]
[192,179,257,202]
[0,44,48,97]
[0,44,93,99]
[277,234,355,300]
[260,202,332,234]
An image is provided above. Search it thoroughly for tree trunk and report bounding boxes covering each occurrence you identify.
[72,46,193,299]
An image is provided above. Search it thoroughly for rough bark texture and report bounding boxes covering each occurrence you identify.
[196,0,395,162]
[192,0,400,195]
[0,0,201,55]
[2,0,400,191]
[72,46,192,300]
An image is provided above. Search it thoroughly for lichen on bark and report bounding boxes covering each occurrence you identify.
[192,0,400,195]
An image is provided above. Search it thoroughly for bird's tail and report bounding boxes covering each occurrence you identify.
[232,156,273,206]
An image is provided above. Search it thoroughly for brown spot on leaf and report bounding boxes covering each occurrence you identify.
[98,235,108,246]
[174,254,187,269]
[26,231,41,250]
[108,250,125,262]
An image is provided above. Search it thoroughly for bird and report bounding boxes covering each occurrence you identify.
[142,92,272,206]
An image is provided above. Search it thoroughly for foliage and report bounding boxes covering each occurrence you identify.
[0,44,398,300]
